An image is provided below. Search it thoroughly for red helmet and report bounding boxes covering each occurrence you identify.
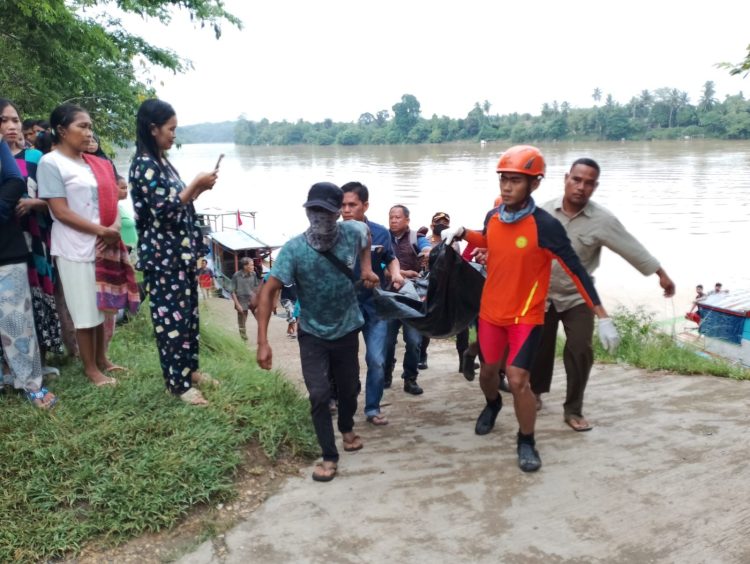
[496,145,546,178]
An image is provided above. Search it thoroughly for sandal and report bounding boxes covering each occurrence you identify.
[565,416,592,432]
[25,388,58,410]
[101,359,127,373]
[311,461,337,482]
[95,377,118,387]
[179,387,208,406]
[342,433,363,452]
[366,414,389,426]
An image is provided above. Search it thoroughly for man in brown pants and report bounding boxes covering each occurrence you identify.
[230,257,259,341]
[530,157,675,432]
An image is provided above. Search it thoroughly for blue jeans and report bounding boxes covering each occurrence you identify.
[385,319,422,381]
[361,301,388,417]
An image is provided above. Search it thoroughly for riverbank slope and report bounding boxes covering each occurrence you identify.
[180,298,750,564]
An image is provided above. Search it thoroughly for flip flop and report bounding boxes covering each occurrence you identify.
[565,417,593,432]
[342,434,363,452]
[24,387,58,410]
[312,462,337,482]
[95,377,118,387]
[366,414,389,426]
[179,387,209,407]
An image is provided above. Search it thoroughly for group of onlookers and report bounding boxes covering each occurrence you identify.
[0,96,222,409]
[1,98,142,407]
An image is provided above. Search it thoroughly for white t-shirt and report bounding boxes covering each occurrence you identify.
[37,151,100,262]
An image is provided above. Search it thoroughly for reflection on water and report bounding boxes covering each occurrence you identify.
[115,140,750,319]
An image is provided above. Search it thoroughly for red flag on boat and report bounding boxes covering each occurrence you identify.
[237,210,243,227]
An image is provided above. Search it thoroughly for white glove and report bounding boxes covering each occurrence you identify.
[597,317,620,353]
[440,226,465,245]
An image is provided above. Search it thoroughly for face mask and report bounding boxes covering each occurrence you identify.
[304,208,340,251]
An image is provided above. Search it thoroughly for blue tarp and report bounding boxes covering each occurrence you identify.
[696,289,750,344]
[697,308,745,344]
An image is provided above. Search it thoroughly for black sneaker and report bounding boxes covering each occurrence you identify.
[474,397,502,435]
[517,442,542,472]
[403,379,423,395]
[462,350,477,381]
[417,362,428,370]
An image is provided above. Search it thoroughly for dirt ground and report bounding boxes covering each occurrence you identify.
[71,295,750,563]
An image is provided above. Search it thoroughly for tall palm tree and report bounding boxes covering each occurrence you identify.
[698,81,717,112]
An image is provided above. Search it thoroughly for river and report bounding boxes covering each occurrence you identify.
[114,140,750,321]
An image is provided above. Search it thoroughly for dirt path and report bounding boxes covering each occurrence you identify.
[75,295,750,563]
[179,298,750,564]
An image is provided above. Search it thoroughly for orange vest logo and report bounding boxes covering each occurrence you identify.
[516,236,528,248]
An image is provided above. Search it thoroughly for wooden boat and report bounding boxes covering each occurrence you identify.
[196,209,285,297]
[677,290,750,367]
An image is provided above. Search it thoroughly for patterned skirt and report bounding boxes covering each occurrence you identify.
[31,286,63,354]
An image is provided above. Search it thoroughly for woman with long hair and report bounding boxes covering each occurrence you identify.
[129,99,218,406]
[37,103,138,387]
[0,98,64,371]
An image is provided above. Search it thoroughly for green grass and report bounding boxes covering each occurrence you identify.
[0,312,317,562]
[587,307,750,380]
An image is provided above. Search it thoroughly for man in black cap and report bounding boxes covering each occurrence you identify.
[256,182,379,482]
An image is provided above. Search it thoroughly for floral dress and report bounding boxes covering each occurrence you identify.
[128,155,207,395]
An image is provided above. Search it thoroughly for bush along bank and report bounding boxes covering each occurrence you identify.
[591,307,750,380]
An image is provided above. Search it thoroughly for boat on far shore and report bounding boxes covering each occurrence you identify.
[196,208,286,298]
[674,290,750,368]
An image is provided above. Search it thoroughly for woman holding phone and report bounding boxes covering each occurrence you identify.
[129,99,219,406]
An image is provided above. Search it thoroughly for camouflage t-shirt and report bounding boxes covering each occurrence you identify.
[271,220,368,340]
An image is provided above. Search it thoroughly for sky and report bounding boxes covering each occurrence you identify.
[125,0,750,126]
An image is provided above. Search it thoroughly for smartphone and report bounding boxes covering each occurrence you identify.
[214,153,225,170]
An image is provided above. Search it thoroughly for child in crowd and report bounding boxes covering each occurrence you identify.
[197,258,215,300]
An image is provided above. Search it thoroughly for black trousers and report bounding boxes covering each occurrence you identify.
[144,270,199,395]
[298,328,360,462]
[530,303,594,418]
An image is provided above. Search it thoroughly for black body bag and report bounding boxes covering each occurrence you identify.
[373,243,485,338]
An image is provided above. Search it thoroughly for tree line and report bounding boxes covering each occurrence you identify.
[231,84,750,147]
[3,1,748,148]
